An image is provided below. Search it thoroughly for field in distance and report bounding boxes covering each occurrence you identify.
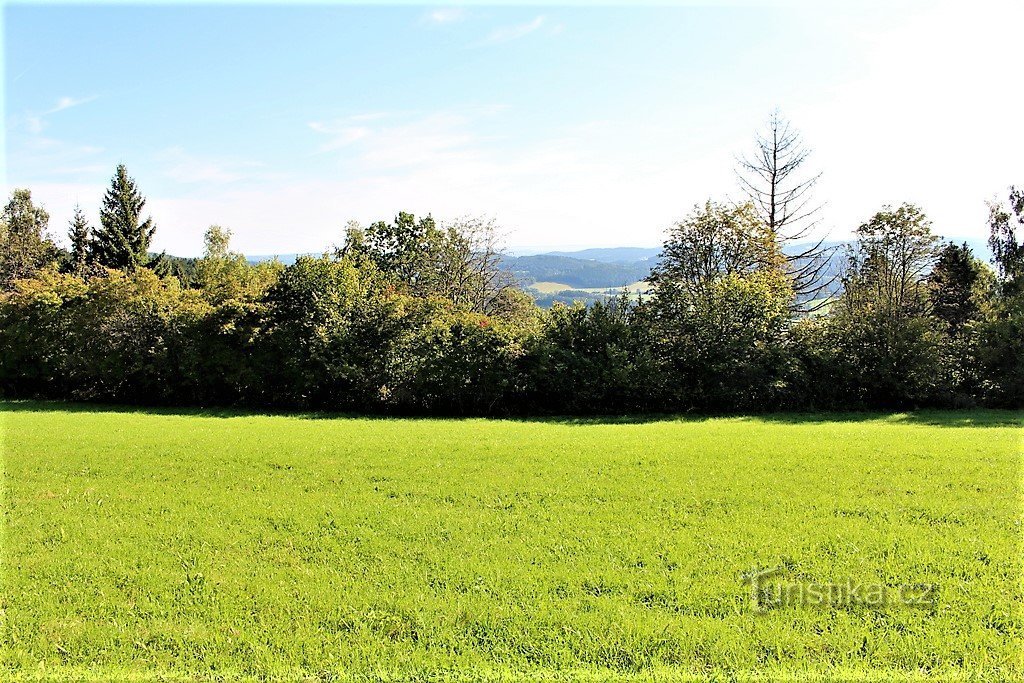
[528,280,650,295]
[1,403,1021,681]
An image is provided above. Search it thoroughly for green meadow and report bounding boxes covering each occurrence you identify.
[1,403,1021,681]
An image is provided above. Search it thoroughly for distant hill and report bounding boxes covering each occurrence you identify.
[542,247,661,264]
[242,239,997,309]
[501,253,651,290]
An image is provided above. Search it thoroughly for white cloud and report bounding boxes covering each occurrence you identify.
[424,8,464,25]
[119,109,724,256]
[11,1,1019,256]
[6,133,107,187]
[12,182,107,247]
[475,15,545,46]
[46,95,97,115]
[16,104,740,255]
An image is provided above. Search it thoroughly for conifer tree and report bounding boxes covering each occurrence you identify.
[67,205,92,276]
[93,164,156,271]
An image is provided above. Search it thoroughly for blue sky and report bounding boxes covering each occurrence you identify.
[4,1,1021,256]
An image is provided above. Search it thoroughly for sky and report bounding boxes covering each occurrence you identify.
[3,1,1021,257]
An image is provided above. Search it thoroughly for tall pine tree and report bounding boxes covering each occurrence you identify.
[93,164,156,271]
[67,205,92,276]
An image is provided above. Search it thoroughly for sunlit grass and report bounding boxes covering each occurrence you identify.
[1,402,1021,681]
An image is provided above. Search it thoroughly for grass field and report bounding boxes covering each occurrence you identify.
[1,403,1021,681]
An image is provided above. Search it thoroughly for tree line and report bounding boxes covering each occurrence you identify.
[1,116,1021,414]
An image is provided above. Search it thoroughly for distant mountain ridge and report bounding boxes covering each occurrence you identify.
[246,239,995,301]
[500,254,652,289]
[541,247,661,264]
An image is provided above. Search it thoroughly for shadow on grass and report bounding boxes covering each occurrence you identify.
[511,410,1022,428]
[744,410,1023,429]
[2,399,1020,429]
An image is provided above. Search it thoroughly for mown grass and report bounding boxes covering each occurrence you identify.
[1,402,1021,681]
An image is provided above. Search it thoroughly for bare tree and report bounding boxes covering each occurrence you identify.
[736,110,838,312]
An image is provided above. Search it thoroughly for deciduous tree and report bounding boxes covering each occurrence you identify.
[840,203,940,319]
[0,189,56,290]
[987,186,1024,294]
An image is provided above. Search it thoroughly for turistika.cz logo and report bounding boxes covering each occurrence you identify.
[742,566,937,613]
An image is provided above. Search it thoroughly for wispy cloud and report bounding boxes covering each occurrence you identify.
[6,131,106,185]
[46,95,97,115]
[23,95,98,134]
[308,111,483,168]
[156,147,267,184]
[475,15,545,46]
[424,7,465,25]
[308,120,373,152]
[19,106,719,257]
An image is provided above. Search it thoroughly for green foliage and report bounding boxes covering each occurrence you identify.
[650,201,793,410]
[3,404,1021,679]
[987,185,1024,293]
[527,296,659,414]
[1,184,1020,412]
[823,205,944,407]
[965,192,1024,407]
[345,213,520,316]
[830,304,944,408]
[195,225,281,304]
[0,267,209,403]
[923,244,995,405]
[975,288,1024,407]
[92,164,157,271]
[65,205,91,277]
[842,203,939,318]
[0,267,86,396]
[61,270,210,403]
[649,201,781,297]
[0,189,58,290]
[256,254,403,408]
[656,270,794,410]
[152,252,199,285]
[355,211,440,286]
[396,305,531,414]
[929,242,992,332]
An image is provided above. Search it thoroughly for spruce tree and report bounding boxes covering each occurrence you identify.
[93,164,156,271]
[928,242,985,332]
[67,205,91,276]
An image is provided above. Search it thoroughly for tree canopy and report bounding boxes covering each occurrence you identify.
[0,160,1020,413]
